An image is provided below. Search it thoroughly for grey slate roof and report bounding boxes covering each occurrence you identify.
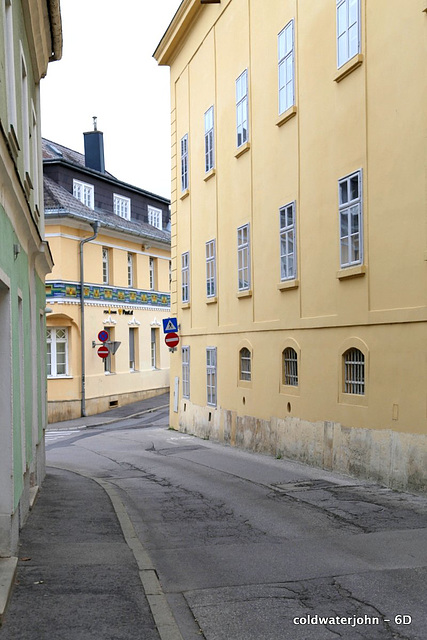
[44,175,171,245]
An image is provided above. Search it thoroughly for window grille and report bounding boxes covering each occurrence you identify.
[283,347,298,386]
[344,348,365,394]
[239,348,251,381]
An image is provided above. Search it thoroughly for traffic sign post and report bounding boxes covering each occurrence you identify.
[165,332,180,350]
[97,345,110,359]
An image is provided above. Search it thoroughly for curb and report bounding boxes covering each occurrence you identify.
[48,465,184,640]
[0,557,18,627]
[46,403,170,432]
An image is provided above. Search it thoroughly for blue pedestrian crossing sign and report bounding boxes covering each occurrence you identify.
[162,317,178,333]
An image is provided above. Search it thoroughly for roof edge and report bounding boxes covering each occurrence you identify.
[153,0,203,66]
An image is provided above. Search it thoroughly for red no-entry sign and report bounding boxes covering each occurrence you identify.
[97,345,110,359]
[165,332,179,349]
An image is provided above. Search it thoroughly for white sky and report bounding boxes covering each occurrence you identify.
[41,0,182,200]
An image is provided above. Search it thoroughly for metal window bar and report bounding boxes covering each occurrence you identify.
[344,348,365,394]
[283,348,298,386]
[240,348,251,381]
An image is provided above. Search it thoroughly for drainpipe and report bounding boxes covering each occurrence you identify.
[80,221,100,416]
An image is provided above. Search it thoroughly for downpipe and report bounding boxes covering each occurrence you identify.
[80,221,100,417]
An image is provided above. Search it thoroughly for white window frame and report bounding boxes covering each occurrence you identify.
[337,0,361,69]
[4,0,17,131]
[127,253,134,287]
[102,247,110,285]
[113,194,131,220]
[339,169,363,268]
[181,252,190,303]
[206,239,216,298]
[73,179,94,209]
[206,347,217,407]
[129,327,136,371]
[182,346,190,399]
[181,134,189,192]
[280,201,297,281]
[283,347,298,386]
[47,327,69,377]
[237,224,250,291]
[149,257,156,290]
[151,328,158,369]
[20,47,30,176]
[343,348,365,395]
[236,70,249,148]
[239,348,251,382]
[148,205,163,230]
[278,20,295,114]
[204,106,215,172]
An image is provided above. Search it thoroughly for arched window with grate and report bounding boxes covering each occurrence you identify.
[239,347,251,381]
[283,347,298,386]
[343,348,365,395]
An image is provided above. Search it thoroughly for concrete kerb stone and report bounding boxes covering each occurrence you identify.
[0,557,18,626]
[49,464,184,640]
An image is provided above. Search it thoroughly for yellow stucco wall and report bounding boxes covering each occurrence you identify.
[156,0,427,490]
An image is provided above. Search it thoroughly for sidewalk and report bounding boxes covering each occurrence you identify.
[0,468,161,640]
[47,391,170,431]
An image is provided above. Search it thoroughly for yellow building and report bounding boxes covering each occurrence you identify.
[155,0,427,492]
[43,135,171,421]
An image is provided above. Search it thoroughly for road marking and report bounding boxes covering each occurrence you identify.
[45,430,82,442]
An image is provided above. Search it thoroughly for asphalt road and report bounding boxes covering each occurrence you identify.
[46,407,427,640]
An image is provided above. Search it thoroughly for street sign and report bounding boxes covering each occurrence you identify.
[162,317,178,333]
[97,345,110,359]
[165,332,180,349]
[98,330,109,343]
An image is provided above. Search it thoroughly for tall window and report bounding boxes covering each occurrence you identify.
[182,346,190,399]
[339,170,362,268]
[278,20,295,114]
[280,202,296,281]
[283,348,298,386]
[343,348,365,395]
[149,257,157,290]
[237,224,250,291]
[151,328,158,369]
[337,0,360,68]
[206,347,217,407]
[129,328,136,371]
[21,51,30,176]
[114,194,131,220]
[47,328,68,377]
[148,205,163,230]
[236,70,249,148]
[127,253,134,287]
[204,106,215,172]
[73,179,94,209]
[239,348,251,382]
[181,252,190,303]
[102,247,110,284]
[181,134,189,192]
[5,0,17,131]
[206,239,216,298]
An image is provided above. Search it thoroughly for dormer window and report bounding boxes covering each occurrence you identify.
[113,194,131,220]
[148,205,163,230]
[73,179,94,209]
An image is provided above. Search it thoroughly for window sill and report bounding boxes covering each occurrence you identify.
[104,371,116,376]
[280,384,300,397]
[276,105,297,127]
[236,289,252,299]
[180,189,190,200]
[206,296,217,304]
[47,375,73,380]
[277,279,299,291]
[238,380,252,389]
[204,168,216,182]
[337,264,366,280]
[339,392,368,407]
[8,125,20,160]
[235,141,250,158]
[181,302,191,309]
[334,54,364,83]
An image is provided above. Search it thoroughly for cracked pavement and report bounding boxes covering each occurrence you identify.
[44,411,427,639]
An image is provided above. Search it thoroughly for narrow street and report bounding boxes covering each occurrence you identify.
[5,401,427,640]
